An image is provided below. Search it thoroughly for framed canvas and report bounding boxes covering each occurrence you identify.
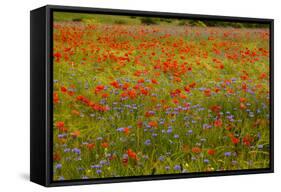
[30,5,274,187]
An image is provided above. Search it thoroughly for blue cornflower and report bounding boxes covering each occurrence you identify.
[167,128,173,134]
[100,160,108,165]
[158,156,165,162]
[203,159,209,164]
[72,148,81,155]
[174,134,179,139]
[55,163,62,169]
[117,127,124,132]
[91,164,102,169]
[58,134,66,138]
[165,166,170,171]
[152,133,158,137]
[78,167,84,171]
[257,132,261,140]
[144,139,151,146]
[174,165,181,171]
[203,124,211,129]
[224,152,231,157]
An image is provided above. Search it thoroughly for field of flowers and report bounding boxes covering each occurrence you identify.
[52,13,270,181]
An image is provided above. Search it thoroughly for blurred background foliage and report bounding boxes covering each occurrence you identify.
[54,12,269,28]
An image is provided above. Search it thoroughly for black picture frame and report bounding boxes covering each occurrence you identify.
[30,5,274,187]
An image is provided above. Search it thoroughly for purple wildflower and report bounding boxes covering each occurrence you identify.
[91,164,102,169]
[174,165,181,171]
[158,156,165,162]
[55,163,62,169]
[174,134,179,139]
[224,152,231,157]
[165,166,170,171]
[167,128,173,134]
[203,159,209,164]
[72,148,81,155]
[144,139,151,146]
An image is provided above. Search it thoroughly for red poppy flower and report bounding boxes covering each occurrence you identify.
[239,97,246,103]
[70,130,80,138]
[56,121,64,128]
[71,110,80,116]
[189,82,196,88]
[110,81,120,88]
[53,92,59,104]
[207,149,216,155]
[86,143,95,150]
[122,83,130,90]
[127,90,137,99]
[259,72,267,79]
[94,85,105,94]
[54,52,62,62]
[170,89,181,97]
[214,119,222,127]
[101,142,109,148]
[242,83,247,91]
[179,93,187,99]
[140,88,149,95]
[137,121,143,128]
[192,147,202,154]
[123,127,130,135]
[240,74,249,80]
[227,89,234,94]
[214,87,220,93]
[102,93,109,98]
[148,121,158,128]
[127,149,137,159]
[184,85,190,93]
[61,86,67,93]
[53,152,61,161]
[173,98,179,104]
[231,137,239,144]
[210,105,221,113]
[243,135,254,146]
[204,88,211,97]
[240,103,246,110]
[122,158,128,165]
[137,78,145,83]
[151,79,158,84]
[67,91,74,96]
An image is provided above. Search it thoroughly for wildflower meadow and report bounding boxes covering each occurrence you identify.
[52,12,270,181]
